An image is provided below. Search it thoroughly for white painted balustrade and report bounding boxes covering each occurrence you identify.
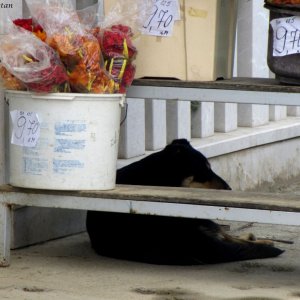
[116,0,299,158]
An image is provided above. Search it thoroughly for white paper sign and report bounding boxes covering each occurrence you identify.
[271,16,300,56]
[142,0,180,37]
[10,110,40,147]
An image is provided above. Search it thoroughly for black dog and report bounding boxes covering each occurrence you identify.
[86,139,283,265]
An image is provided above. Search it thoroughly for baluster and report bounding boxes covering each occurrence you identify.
[118,98,145,159]
[269,106,287,121]
[145,99,167,151]
[287,106,300,117]
[238,104,269,127]
[191,102,214,138]
[167,100,191,143]
[214,103,237,132]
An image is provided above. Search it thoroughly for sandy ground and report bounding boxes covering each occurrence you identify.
[2,177,300,300]
[0,220,300,300]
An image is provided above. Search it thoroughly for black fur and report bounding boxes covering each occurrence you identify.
[116,139,231,189]
[86,139,284,265]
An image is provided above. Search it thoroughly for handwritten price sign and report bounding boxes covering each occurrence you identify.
[10,110,40,147]
[271,16,300,56]
[142,0,180,37]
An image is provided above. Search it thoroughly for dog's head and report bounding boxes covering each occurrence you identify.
[117,139,231,190]
[163,139,231,190]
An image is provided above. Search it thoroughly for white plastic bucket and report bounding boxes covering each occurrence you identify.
[6,91,125,190]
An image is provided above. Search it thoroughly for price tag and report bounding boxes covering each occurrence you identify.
[270,16,300,56]
[142,0,180,37]
[10,110,41,147]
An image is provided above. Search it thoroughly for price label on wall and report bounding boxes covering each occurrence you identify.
[270,16,300,56]
[142,0,180,37]
[10,110,41,147]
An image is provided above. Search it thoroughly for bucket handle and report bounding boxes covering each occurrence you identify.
[120,102,128,126]
[4,96,9,106]
[31,94,127,102]
[31,95,76,101]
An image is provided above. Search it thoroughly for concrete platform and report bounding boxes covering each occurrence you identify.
[1,220,300,300]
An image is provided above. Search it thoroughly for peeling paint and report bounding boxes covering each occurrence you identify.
[188,7,207,18]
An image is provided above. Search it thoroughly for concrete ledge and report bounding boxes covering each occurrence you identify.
[192,117,300,158]
[118,117,300,166]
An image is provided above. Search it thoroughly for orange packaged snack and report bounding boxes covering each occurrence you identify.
[26,0,116,93]
[48,32,115,93]
[0,64,25,90]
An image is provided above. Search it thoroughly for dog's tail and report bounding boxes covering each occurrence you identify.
[227,242,283,263]
[200,235,284,264]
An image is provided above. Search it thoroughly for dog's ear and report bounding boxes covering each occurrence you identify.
[164,140,190,161]
[167,140,231,190]
[170,139,190,146]
[165,139,192,154]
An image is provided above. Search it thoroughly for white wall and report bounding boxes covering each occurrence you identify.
[210,137,300,191]
[235,0,271,78]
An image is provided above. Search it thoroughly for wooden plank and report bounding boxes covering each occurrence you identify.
[128,80,300,106]
[132,78,300,93]
[1,185,300,227]
[1,184,300,213]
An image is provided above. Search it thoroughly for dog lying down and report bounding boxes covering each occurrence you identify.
[86,139,284,265]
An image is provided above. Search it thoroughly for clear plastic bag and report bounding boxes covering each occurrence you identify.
[0,23,70,92]
[91,0,153,92]
[98,0,153,33]
[26,0,115,93]
[77,3,100,30]
[25,0,83,36]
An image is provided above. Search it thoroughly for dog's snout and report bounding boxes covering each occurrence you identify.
[211,175,232,190]
[181,174,231,190]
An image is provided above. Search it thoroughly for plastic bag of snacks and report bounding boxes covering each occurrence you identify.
[91,25,137,93]
[90,0,152,93]
[26,0,115,93]
[0,23,70,93]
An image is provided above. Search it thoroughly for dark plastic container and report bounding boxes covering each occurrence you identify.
[265,4,300,84]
